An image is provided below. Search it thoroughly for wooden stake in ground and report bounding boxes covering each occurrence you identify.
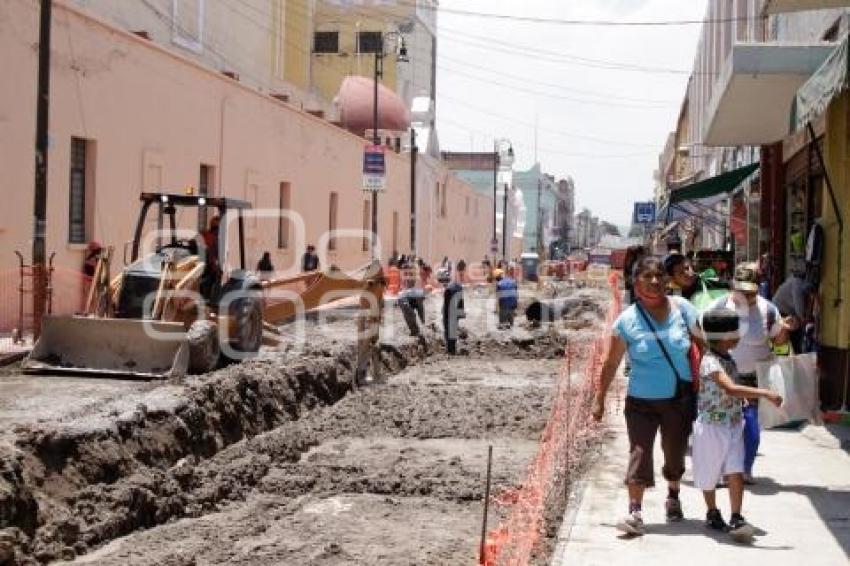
[479,444,493,564]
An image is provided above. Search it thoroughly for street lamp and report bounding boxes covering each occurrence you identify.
[371,31,408,261]
[492,139,513,260]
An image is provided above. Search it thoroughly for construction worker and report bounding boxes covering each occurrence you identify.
[200,216,221,268]
[497,265,518,329]
[442,273,465,354]
[83,241,103,278]
[386,258,402,295]
[302,244,320,272]
[199,216,221,300]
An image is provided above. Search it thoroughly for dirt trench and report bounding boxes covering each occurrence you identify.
[0,288,609,565]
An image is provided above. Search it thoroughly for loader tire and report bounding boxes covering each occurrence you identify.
[230,292,263,355]
[188,319,220,374]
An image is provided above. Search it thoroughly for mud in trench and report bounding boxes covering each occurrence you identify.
[71,358,564,565]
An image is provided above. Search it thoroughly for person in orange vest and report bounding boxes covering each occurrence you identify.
[387,258,401,295]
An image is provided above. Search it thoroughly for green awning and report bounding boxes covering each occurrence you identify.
[669,163,759,204]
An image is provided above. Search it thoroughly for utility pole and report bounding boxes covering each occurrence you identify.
[410,127,417,255]
[501,182,509,260]
[492,141,498,255]
[372,49,383,261]
[536,177,543,256]
[33,0,53,339]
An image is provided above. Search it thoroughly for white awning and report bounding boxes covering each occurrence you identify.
[794,36,849,129]
[763,0,850,14]
[703,43,835,146]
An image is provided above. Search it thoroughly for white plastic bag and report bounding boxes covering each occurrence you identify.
[755,353,820,429]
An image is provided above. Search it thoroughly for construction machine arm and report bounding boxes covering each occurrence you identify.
[261,270,385,324]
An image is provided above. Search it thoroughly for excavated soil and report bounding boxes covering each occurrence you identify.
[0,287,609,565]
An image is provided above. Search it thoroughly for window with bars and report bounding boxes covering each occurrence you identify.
[328,192,339,251]
[68,137,88,244]
[357,31,383,54]
[198,164,213,231]
[278,182,291,249]
[362,198,370,252]
[392,210,399,254]
[440,183,447,218]
[313,31,339,54]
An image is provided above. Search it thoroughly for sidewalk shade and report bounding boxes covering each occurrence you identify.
[658,163,759,224]
[794,35,850,129]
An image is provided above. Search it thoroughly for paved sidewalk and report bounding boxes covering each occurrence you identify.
[552,410,850,566]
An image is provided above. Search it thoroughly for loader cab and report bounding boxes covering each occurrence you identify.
[130,193,250,265]
[122,192,255,314]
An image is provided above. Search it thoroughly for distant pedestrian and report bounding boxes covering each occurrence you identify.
[387,258,402,295]
[442,274,465,354]
[301,244,320,272]
[623,245,647,305]
[771,263,813,354]
[256,252,275,281]
[496,266,518,329]
[83,241,103,278]
[456,258,467,284]
[694,308,782,542]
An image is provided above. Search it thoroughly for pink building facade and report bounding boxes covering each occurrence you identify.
[0,0,491,329]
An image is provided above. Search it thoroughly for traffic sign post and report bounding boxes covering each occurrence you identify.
[363,145,386,193]
[633,201,656,225]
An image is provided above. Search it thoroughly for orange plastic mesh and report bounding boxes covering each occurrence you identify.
[482,280,622,565]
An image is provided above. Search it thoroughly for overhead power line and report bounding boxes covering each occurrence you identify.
[142,0,667,158]
[363,0,751,27]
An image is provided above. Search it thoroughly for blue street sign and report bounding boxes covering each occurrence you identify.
[363,145,386,175]
[634,201,656,224]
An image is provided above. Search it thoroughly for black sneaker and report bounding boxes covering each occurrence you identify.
[728,514,755,542]
[706,509,728,532]
[665,497,684,522]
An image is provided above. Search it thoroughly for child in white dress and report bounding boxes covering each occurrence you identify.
[693,308,782,542]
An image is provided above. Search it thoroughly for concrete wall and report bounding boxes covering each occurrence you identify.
[0,0,488,291]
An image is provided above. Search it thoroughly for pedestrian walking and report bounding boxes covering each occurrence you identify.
[256,251,274,281]
[301,244,320,272]
[442,273,465,354]
[593,256,702,536]
[496,265,518,329]
[694,308,782,542]
[710,262,793,482]
[771,262,813,354]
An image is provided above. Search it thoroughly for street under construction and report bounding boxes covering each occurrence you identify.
[0,283,615,565]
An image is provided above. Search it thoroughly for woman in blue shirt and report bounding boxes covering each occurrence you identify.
[592,256,701,536]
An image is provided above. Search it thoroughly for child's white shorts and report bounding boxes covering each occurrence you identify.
[692,420,745,490]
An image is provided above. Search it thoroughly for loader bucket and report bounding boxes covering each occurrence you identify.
[23,316,189,379]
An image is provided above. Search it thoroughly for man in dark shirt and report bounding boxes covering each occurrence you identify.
[496,266,519,329]
[442,276,465,354]
[301,245,320,272]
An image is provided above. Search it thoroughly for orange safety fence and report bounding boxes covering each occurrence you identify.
[481,276,623,565]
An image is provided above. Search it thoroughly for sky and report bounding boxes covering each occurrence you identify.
[435,0,709,227]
